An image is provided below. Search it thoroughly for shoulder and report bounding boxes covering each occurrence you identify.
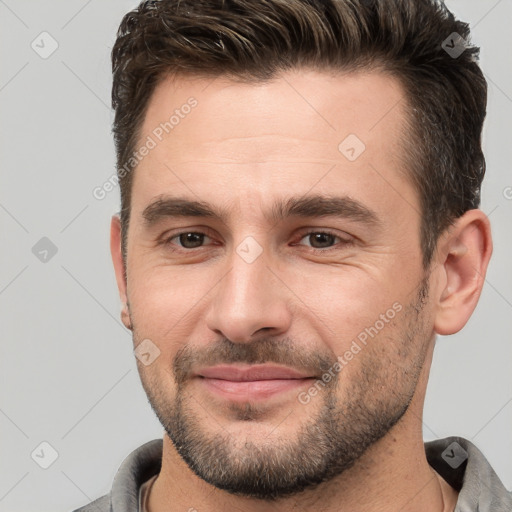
[70,439,162,512]
[425,436,512,511]
[71,493,110,512]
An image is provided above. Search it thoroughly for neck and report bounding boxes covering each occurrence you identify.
[149,426,456,512]
[148,341,458,512]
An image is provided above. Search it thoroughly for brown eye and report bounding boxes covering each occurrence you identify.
[306,232,337,249]
[295,230,353,252]
[164,231,212,250]
[177,232,205,248]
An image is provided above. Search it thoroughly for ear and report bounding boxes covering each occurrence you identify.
[433,209,493,335]
[110,214,132,330]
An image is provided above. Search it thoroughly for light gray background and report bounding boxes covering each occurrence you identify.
[1,1,511,511]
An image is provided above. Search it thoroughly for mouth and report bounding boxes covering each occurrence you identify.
[193,364,316,401]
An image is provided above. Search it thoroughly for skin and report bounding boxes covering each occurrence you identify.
[110,69,492,512]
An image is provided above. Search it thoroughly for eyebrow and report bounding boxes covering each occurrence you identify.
[142,194,380,228]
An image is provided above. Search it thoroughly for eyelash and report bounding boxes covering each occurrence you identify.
[296,229,354,252]
[160,229,354,254]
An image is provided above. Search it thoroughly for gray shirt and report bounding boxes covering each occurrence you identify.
[72,436,512,511]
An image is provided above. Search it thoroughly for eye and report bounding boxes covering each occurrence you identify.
[159,229,353,253]
[163,231,214,250]
[295,230,353,251]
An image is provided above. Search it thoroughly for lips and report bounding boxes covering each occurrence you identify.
[194,364,315,401]
[196,364,312,381]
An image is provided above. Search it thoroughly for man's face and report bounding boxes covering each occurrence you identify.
[120,69,437,498]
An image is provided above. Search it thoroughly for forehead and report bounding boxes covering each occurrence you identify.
[142,68,406,154]
[131,68,416,224]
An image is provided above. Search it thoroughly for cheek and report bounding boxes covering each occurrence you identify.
[282,264,406,350]
[127,248,417,360]
[130,261,210,312]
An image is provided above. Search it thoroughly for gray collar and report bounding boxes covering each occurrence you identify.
[106,437,511,511]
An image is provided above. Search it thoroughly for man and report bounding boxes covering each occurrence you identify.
[75,0,511,510]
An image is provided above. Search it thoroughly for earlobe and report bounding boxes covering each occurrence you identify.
[110,214,132,330]
[433,209,492,336]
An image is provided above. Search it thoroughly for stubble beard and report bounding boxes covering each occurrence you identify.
[134,279,431,500]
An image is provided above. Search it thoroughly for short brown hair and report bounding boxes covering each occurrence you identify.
[112,0,487,268]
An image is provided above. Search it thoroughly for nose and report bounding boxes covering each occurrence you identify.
[204,241,292,344]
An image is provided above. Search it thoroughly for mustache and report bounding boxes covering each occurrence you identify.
[172,337,337,385]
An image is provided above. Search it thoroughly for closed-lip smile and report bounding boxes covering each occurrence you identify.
[193,364,316,401]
